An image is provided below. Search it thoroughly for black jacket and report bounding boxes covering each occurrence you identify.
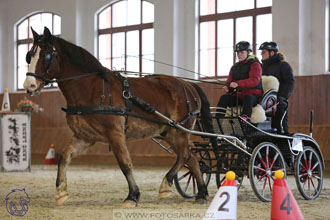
[261,53,295,100]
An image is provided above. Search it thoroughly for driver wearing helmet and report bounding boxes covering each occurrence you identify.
[259,41,295,134]
[217,41,263,121]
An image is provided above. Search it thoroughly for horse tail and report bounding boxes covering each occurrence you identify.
[191,83,214,134]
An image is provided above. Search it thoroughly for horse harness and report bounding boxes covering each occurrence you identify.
[25,42,200,132]
[63,72,200,132]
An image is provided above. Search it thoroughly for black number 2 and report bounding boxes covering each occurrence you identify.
[218,192,230,212]
[280,194,292,215]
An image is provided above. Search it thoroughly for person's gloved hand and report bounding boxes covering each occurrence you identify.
[229,82,238,88]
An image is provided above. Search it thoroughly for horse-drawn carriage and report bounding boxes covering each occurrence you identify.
[24,27,324,206]
[169,80,324,202]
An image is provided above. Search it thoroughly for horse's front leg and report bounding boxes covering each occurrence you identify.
[108,131,140,208]
[56,137,93,205]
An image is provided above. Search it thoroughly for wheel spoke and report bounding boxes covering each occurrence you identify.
[311,161,319,172]
[262,176,268,196]
[266,146,269,168]
[268,176,272,192]
[259,173,267,182]
[256,173,267,185]
[312,174,321,180]
[257,151,267,169]
[254,166,265,172]
[299,173,308,178]
[178,171,191,181]
[310,178,317,193]
[303,177,307,187]
[269,152,279,169]
[303,152,308,169]
[183,174,192,192]
[299,161,308,172]
[193,177,196,195]
[309,151,313,170]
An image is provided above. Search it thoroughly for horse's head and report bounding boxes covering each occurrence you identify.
[24,27,61,96]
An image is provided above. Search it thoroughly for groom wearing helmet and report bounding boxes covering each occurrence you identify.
[259,41,295,134]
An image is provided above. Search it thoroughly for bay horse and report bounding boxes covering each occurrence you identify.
[24,27,213,207]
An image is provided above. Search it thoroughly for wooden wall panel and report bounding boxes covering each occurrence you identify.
[0,74,329,168]
[289,75,330,125]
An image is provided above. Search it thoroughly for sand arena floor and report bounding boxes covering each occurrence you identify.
[0,165,329,220]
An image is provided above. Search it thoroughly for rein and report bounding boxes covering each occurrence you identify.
[26,71,105,85]
[26,41,206,128]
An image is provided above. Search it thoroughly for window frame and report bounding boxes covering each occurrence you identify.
[16,11,61,90]
[96,0,154,75]
[198,0,272,79]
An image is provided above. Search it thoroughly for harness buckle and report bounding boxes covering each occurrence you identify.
[122,90,131,99]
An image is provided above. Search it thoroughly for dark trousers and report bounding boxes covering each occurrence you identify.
[272,100,289,134]
[216,94,259,117]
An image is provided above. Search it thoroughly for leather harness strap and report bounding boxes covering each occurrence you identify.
[61,72,200,130]
[61,105,169,126]
[114,72,133,132]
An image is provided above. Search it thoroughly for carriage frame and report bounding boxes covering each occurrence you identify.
[153,93,325,202]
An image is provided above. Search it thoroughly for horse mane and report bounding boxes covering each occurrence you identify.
[54,36,106,73]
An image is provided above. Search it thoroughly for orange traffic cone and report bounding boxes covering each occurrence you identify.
[271,170,305,220]
[1,88,11,112]
[203,171,237,220]
[43,144,57,165]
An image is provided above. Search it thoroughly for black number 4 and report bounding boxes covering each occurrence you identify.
[280,194,292,215]
[218,192,230,212]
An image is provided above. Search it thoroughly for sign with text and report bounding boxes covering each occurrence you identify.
[0,113,31,171]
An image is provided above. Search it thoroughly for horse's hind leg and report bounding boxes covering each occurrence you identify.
[185,151,208,204]
[159,132,208,204]
[158,131,190,199]
[107,132,140,208]
[56,137,93,205]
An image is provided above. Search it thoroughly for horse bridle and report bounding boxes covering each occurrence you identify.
[26,42,58,86]
[26,42,106,90]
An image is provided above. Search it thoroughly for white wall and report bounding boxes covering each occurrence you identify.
[273,0,328,75]
[173,0,197,79]
[0,0,77,93]
[0,1,8,93]
[0,0,329,93]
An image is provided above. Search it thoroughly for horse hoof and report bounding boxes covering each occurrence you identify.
[194,198,207,205]
[56,195,69,206]
[158,191,172,199]
[122,200,137,208]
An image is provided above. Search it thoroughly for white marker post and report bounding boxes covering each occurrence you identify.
[203,171,237,220]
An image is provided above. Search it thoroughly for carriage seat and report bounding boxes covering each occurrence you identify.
[225,76,279,124]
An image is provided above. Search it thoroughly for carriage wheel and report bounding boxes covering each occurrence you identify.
[295,146,323,200]
[174,150,211,198]
[249,142,286,202]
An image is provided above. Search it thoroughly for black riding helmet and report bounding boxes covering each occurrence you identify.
[234,41,252,52]
[259,41,279,52]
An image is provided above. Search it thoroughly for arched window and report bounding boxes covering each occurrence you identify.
[199,0,272,78]
[97,0,154,75]
[16,12,61,90]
